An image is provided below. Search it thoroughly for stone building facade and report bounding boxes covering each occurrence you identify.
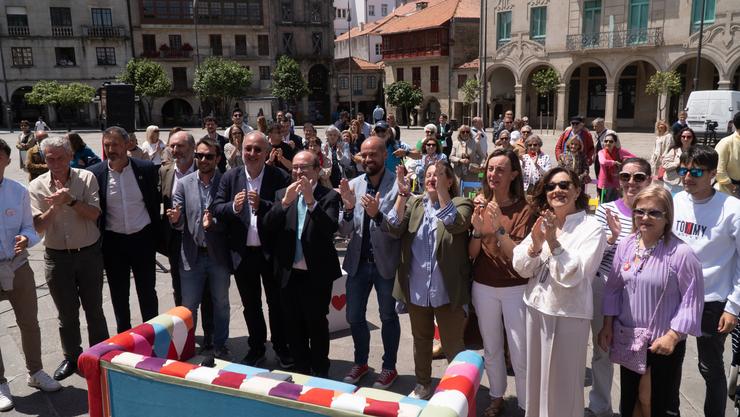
[481,0,740,130]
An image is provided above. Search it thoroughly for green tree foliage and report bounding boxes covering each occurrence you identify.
[461,78,481,119]
[117,59,172,124]
[646,70,682,113]
[25,81,95,128]
[271,56,310,106]
[386,81,423,128]
[530,67,559,127]
[193,57,253,123]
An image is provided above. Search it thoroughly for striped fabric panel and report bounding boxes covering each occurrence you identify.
[593,202,632,277]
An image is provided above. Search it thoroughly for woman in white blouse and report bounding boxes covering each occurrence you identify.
[141,125,166,165]
[512,166,607,417]
[649,120,672,178]
[519,134,551,193]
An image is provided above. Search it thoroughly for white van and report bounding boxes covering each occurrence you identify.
[685,90,740,135]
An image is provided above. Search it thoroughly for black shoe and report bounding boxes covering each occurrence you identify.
[214,345,231,360]
[241,349,266,367]
[53,359,77,381]
[200,353,216,368]
[276,350,295,369]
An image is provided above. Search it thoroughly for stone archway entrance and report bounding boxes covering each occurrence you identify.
[616,61,658,129]
[669,57,720,122]
[11,86,44,123]
[161,98,194,126]
[486,67,516,122]
[567,63,607,122]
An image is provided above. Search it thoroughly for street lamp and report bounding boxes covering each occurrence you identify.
[347,1,353,116]
[693,0,706,91]
[193,0,202,120]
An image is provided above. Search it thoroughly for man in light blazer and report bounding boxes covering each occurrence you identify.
[263,150,341,377]
[167,137,231,358]
[338,136,401,388]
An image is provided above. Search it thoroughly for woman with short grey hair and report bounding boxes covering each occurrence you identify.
[520,134,551,193]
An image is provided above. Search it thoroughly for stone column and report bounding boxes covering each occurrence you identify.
[658,92,669,121]
[514,84,524,119]
[556,83,567,131]
[718,80,732,90]
[604,80,617,130]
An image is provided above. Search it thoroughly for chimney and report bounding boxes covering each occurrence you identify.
[416,1,428,10]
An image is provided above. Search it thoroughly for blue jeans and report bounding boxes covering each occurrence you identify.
[180,252,231,348]
[346,261,400,370]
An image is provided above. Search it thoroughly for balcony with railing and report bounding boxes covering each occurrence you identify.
[566,28,663,51]
[52,26,74,37]
[7,25,29,36]
[81,25,126,38]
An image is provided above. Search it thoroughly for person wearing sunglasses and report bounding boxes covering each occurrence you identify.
[660,127,697,195]
[589,157,652,417]
[450,124,486,185]
[597,133,636,204]
[672,145,740,417]
[511,126,532,157]
[599,185,703,417]
[520,135,551,193]
[142,125,166,166]
[415,137,447,181]
[167,137,231,362]
[555,115,595,167]
[714,111,740,197]
[557,137,591,189]
[223,124,245,171]
[512,167,607,417]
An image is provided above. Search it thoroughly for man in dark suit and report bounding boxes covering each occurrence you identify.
[263,150,341,377]
[211,131,292,367]
[280,118,303,150]
[437,113,453,158]
[201,116,229,173]
[87,126,160,333]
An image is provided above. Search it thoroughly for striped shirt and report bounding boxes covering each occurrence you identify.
[593,199,633,279]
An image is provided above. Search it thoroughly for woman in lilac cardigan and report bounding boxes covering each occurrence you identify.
[598,185,703,417]
[597,133,635,204]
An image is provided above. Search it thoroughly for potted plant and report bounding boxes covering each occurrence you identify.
[182,43,193,51]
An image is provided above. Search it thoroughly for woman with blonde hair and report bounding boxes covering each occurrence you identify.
[141,125,166,165]
[650,120,672,178]
[223,124,245,170]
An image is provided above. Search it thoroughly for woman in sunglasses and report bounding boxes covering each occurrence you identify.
[512,167,607,417]
[661,127,697,195]
[588,157,652,416]
[450,124,485,185]
[223,125,245,170]
[520,135,551,193]
[598,185,703,417]
[415,136,447,180]
[597,133,636,204]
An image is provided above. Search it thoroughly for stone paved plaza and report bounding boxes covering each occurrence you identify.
[0,126,733,416]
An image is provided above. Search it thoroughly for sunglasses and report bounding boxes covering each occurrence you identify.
[521,131,531,134]
[233,114,243,118]
[618,172,648,183]
[527,143,541,147]
[545,180,572,191]
[425,131,433,134]
[194,152,216,161]
[244,145,263,153]
[680,134,693,138]
[425,143,437,147]
[603,139,615,144]
[633,208,665,219]
[677,167,705,177]
[459,130,471,134]
[570,122,580,126]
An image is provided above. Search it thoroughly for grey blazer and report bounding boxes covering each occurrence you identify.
[338,168,400,279]
[172,171,231,272]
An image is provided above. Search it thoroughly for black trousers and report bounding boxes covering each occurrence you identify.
[103,226,158,333]
[234,248,286,353]
[697,301,729,417]
[167,229,214,342]
[620,340,686,417]
[281,269,332,376]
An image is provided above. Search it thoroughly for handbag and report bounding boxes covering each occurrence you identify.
[657,165,666,180]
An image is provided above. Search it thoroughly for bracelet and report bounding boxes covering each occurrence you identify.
[527,245,542,257]
[398,192,410,198]
[471,230,482,239]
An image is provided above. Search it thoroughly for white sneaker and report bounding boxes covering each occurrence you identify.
[0,383,13,411]
[408,383,433,400]
[27,370,62,392]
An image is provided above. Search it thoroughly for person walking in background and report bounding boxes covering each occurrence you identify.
[67,132,100,169]
[384,161,472,400]
[588,157,653,417]
[338,136,402,389]
[714,112,740,197]
[0,139,61,412]
[142,125,166,166]
[437,114,453,158]
[470,150,534,416]
[649,120,673,180]
[520,134,551,193]
[87,127,160,333]
[672,145,740,417]
[512,167,607,417]
[660,127,697,195]
[15,120,35,170]
[34,116,49,132]
[600,185,704,417]
[671,111,688,136]
[373,105,385,123]
[555,116,595,166]
[597,133,636,203]
[26,131,49,182]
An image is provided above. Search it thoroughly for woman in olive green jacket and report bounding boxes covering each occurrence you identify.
[384,161,473,400]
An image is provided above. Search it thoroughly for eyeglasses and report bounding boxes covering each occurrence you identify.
[459,130,471,134]
[194,153,217,161]
[633,208,665,219]
[425,143,437,147]
[545,180,573,191]
[244,145,263,153]
[680,134,693,139]
[618,172,648,183]
[521,130,531,134]
[571,122,580,126]
[233,114,243,118]
[425,131,433,134]
[527,143,541,148]
[677,167,705,177]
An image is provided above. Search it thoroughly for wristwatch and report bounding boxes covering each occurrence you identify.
[496,226,506,237]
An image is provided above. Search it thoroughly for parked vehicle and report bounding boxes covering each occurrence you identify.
[685,90,740,135]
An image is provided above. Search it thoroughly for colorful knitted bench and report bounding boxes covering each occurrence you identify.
[79,307,483,417]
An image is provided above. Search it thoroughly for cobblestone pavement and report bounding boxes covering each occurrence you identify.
[0,126,733,416]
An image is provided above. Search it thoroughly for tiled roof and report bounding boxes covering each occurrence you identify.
[457,58,479,69]
[335,20,383,42]
[370,0,480,36]
[334,57,384,72]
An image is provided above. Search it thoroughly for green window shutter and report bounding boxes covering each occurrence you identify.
[497,11,512,46]
[628,0,649,44]
[530,7,547,41]
[691,0,716,33]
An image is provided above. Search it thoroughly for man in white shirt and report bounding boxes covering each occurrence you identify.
[357,112,373,138]
[672,145,740,417]
[223,108,253,139]
[87,127,161,333]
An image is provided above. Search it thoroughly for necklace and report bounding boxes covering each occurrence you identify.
[624,233,660,274]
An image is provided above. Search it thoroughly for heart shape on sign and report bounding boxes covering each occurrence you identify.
[331,294,347,311]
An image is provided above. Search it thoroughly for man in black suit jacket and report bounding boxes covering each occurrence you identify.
[280,118,303,150]
[211,131,292,367]
[263,150,341,377]
[201,116,229,173]
[87,126,160,333]
[437,113,454,158]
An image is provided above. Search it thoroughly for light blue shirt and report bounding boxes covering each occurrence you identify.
[388,198,457,307]
[0,178,40,261]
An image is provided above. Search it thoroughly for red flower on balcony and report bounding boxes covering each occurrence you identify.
[182,43,193,51]
[159,44,170,51]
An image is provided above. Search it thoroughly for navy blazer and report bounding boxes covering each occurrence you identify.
[263,184,342,288]
[87,157,161,236]
[210,164,290,266]
[172,171,231,271]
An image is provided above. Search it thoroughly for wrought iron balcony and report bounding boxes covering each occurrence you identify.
[81,25,126,38]
[566,28,663,51]
[51,26,74,37]
[7,25,29,36]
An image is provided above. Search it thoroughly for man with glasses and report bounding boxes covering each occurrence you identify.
[493,116,513,146]
[224,108,253,139]
[212,131,293,367]
[591,118,615,193]
[672,145,740,417]
[555,115,595,166]
[167,138,231,360]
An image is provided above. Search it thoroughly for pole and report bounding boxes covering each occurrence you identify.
[193,0,202,120]
[480,0,488,125]
[692,0,706,92]
[348,2,353,116]
[125,0,136,58]
[0,31,11,131]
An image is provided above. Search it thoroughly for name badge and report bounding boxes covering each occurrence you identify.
[5,209,16,217]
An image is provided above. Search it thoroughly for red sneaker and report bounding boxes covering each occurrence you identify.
[372,369,398,389]
[343,364,369,384]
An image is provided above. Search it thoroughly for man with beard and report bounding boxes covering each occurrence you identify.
[338,136,401,388]
[201,116,229,173]
[87,126,160,333]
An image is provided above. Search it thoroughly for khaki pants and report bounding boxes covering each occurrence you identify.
[0,262,43,383]
[407,302,466,386]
